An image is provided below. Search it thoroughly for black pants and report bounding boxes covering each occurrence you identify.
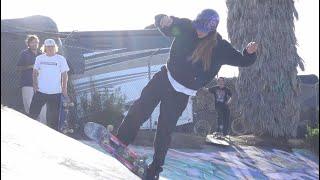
[215,103,230,136]
[116,66,189,171]
[29,91,61,131]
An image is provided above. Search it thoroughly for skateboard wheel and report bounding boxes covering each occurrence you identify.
[123,152,130,159]
[102,138,110,144]
[107,125,114,132]
[133,161,138,166]
[138,167,145,176]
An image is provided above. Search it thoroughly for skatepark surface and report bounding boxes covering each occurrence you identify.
[2,106,319,180]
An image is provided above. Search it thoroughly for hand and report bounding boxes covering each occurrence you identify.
[160,15,173,28]
[17,65,34,71]
[62,88,68,98]
[245,42,258,54]
[33,83,39,93]
[226,99,232,105]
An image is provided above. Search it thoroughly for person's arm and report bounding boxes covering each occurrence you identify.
[61,72,68,97]
[17,51,34,71]
[32,69,39,92]
[17,65,34,71]
[226,95,232,105]
[32,57,40,92]
[60,56,70,97]
[154,14,194,38]
[226,88,232,105]
[219,40,258,67]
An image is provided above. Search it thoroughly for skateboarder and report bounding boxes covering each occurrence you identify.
[29,39,70,131]
[205,77,232,137]
[116,9,258,179]
[17,35,47,124]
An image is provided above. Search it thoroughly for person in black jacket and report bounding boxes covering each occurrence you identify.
[116,9,258,179]
[206,77,232,137]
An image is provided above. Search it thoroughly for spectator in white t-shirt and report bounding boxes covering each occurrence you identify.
[29,39,70,131]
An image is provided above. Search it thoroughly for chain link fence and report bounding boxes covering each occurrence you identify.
[2,18,318,138]
[1,31,68,108]
[0,16,230,137]
[1,32,25,111]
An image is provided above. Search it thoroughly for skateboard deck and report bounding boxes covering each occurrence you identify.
[84,122,148,178]
[205,134,230,146]
[58,96,74,134]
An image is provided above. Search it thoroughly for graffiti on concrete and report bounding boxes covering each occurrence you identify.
[133,145,319,180]
[82,140,319,180]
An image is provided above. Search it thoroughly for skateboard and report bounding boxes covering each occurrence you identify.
[206,132,230,146]
[58,95,74,134]
[84,122,148,178]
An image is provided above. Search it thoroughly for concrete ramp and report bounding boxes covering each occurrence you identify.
[1,106,139,180]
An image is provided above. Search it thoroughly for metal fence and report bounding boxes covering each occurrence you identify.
[1,31,67,111]
[2,28,318,137]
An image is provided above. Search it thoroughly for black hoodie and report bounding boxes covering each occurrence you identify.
[155,15,257,90]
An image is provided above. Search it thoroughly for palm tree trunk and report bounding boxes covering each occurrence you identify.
[226,0,304,137]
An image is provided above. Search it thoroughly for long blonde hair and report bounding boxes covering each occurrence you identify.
[40,44,59,53]
[190,31,218,71]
